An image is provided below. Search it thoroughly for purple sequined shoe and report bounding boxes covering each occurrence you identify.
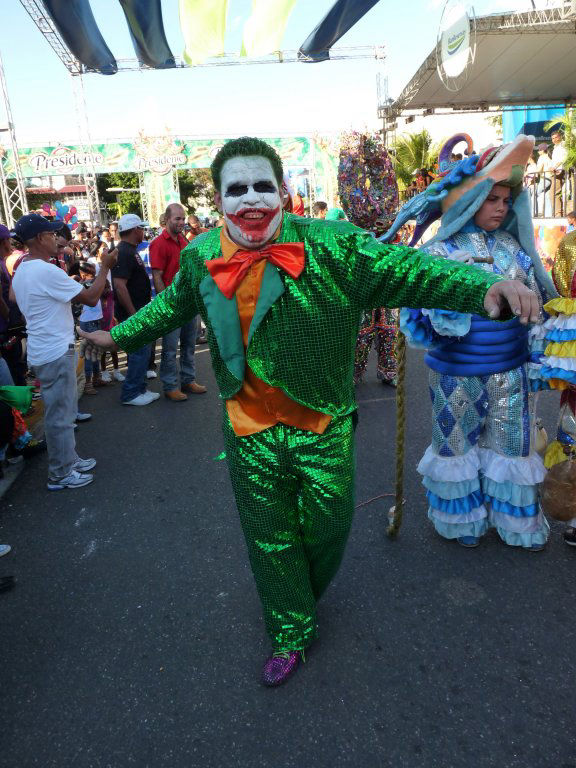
[262,650,302,687]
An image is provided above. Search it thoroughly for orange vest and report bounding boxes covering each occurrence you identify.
[221,226,331,437]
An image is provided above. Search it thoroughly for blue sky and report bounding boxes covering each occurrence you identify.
[2,0,525,145]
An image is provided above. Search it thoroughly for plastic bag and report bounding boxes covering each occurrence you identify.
[541,457,576,521]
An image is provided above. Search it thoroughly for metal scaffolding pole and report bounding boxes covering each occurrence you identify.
[71,74,101,226]
[169,169,180,201]
[138,173,150,224]
[0,51,28,226]
[19,0,82,74]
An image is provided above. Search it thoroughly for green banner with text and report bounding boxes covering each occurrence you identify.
[2,136,312,179]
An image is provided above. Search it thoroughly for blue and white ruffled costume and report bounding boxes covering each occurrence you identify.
[404,223,549,547]
[382,139,557,548]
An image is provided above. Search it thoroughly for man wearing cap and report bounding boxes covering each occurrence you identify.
[112,214,160,407]
[150,204,206,402]
[11,214,115,490]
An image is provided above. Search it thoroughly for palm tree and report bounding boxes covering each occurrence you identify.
[391,130,441,190]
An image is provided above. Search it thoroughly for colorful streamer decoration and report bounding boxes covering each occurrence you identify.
[241,0,297,57]
[179,0,228,66]
[337,131,399,231]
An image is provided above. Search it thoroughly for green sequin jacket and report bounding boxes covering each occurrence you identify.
[111,214,502,417]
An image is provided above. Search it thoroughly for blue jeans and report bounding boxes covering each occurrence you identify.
[79,320,101,378]
[0,357,14,386]
[121,344,151,403]
[160,317,197,393]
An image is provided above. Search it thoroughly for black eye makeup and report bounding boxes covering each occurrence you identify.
[224,181,276,197]
[225,184,249,197]
[254,181,277,193]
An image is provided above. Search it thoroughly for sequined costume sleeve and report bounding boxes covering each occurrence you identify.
[398,239,472,347]
[552,233,576,298]
[332,227,502,315]
[110,250,198,352]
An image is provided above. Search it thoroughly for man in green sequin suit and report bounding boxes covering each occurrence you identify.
[82,137,540,687]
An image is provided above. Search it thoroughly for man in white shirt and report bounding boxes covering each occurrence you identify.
[535,143,553,217]
[12,214,115,490]
[550,130,567,216]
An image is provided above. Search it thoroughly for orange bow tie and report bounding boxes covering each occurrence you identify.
[205,242,306,299]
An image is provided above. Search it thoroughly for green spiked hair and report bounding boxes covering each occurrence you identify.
[211,137,284,191]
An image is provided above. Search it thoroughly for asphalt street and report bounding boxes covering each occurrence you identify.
[1,346,575,768]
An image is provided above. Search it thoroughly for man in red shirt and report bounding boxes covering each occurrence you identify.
[149,203,206,401]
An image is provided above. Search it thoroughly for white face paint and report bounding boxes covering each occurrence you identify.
[218,156,282,249]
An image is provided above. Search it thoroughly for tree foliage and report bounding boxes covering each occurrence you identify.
[177,168,215,213]
[391,130,441,188]
[485,113,503,141]
[96,169,216,221]
[96,172,141,219]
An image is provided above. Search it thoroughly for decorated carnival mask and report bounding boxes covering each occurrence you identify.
[381,133,536,247]
[380,131,557,300]
[440,133,535,212]
[216,156,283,249]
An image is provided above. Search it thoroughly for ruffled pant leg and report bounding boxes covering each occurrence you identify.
[420,371,490,540]
[480,366,549,548]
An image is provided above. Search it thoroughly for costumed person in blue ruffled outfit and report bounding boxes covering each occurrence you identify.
[382,134,558,551]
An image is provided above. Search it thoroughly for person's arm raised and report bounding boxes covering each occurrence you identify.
[73,249,117,306]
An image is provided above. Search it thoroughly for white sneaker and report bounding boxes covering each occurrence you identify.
[0,544,11,557]
[100,371,112,383]
[146,391,160,402]
[73,457,97,472]
[123,391,157,406]
[47,470,94,491]
[146,370,157,379]
[112,369,125,382]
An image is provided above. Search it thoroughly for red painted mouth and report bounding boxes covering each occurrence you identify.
[227,206,280,237]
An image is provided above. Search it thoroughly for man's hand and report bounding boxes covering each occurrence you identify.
[77,328,117,350]
[100,248,118,270]
[484,280,539,324]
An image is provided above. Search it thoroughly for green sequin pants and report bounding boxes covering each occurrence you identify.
[223,414,355,652]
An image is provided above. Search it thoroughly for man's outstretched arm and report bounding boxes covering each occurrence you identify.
[79,257,198,352]
[335,227,539,324]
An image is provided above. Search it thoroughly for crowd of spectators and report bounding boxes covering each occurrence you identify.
[0,206,221,591]
[524,130,572,218]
